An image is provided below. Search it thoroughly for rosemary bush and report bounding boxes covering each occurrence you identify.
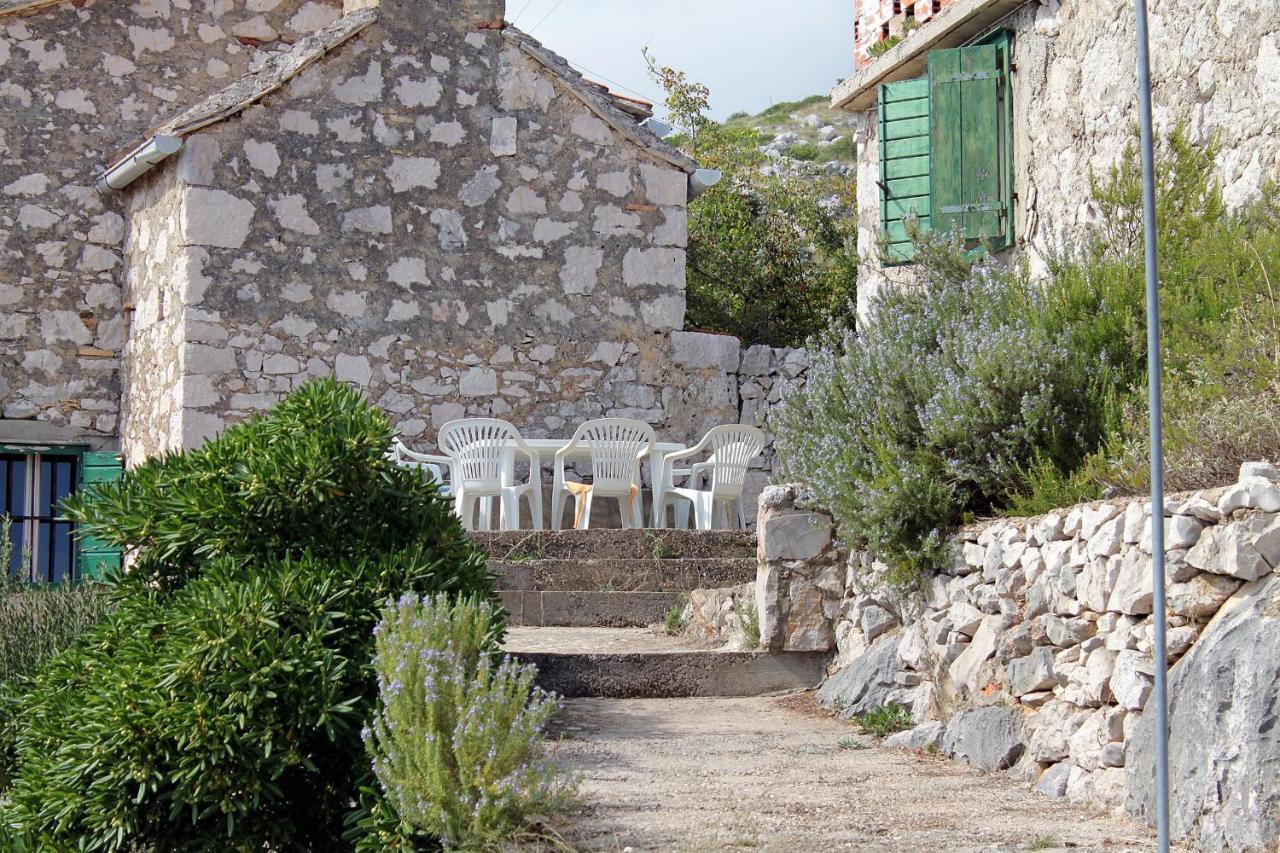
[364,593,573,849]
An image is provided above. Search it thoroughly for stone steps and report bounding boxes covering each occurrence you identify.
[470,528,757,561]
[500,590,679,628]
[492,557,756,592]
[503,627,827,698]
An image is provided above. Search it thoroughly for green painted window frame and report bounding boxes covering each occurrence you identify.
[877,29,1015,264]
[0,445,122,582]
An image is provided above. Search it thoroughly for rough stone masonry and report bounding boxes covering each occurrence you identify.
[0,0,800,513]
[734,464,1280,850]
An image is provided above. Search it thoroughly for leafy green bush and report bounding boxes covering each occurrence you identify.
[364,593,573,849]
[0,379,496,850]
[787,142,821,162]
[852,702,913,737]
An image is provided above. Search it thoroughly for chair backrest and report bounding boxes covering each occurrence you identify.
[704,425,766,498]
[570,418,655,495]
[438,418,522,490]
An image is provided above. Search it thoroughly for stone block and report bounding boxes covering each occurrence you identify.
[1006,646,1057,695]
[815,633,902,717]
[885,721,945,751]
[759,508,832,562]
[183,188,255,248]
[942,706,1026,772]
[1188,518,1273,581]
[1110,649,1153,710]
[669,330,741,372]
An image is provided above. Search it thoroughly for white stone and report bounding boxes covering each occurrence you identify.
[1087,513,1125,558]
[623,247,684,287]
[948,615,1000,693]
[459,367,498,397]
[183,188,255,248]
[1219,477,1280,516]
[1110,649,1154,710]
[243,139,280,177]
[1187,518,1273,581]
[640,163,686,206]
[949,602,985,637]
[1081,503,1121,540]
[333,60,384,104]
[341,206,392,235]
[506,186,547,215]
[335,353,372,386]
[1107,548,1153,615]
[560,246,603,295]
[385,157,441,192]
[670,330,740,371]
[569,113,612,144]
[1240,461,1280,482]
[490,116,517,156]
[268,194,320,235]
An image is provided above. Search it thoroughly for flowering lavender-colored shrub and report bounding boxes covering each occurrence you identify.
[774,236,1103,587]
[365,593,574,849]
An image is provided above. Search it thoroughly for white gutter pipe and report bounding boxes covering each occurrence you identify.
[95,134,183,193]
[687,168,723,200]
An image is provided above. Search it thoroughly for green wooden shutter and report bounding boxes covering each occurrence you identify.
[76,450,123,580]
[929,37,1012,250]
[878,76,932,264]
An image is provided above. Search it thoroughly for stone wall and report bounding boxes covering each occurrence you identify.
[850,0,1280,313]
[763,464,1280,849]
[0,0,346,447]
[119,169,188,464]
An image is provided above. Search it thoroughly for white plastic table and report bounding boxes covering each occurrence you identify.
[499,438,687,528]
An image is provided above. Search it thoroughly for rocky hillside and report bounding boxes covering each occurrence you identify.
[724,94,858,174]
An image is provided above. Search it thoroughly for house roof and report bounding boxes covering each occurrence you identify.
[501,27,696,174]
[102,9,693,180]
[830,0,1031,111]
[0,0,63,18]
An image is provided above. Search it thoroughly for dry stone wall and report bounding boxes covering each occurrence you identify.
[758,464,1280,849]
[0,0,346,446]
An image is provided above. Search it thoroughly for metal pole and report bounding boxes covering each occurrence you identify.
[1134,0,1169,850]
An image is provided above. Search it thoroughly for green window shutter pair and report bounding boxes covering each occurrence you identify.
[76,450,123,581]
[878,31,1014,262]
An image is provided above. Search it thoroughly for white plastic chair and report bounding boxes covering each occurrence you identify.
[388,439,452,491]
[438,418,543,531]
[551,418,654,530]
[663,425,765,530]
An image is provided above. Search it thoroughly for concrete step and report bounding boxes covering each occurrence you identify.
[501,590,679,628]
[470,528,757,561]
[503,627,827,698]
[492,556,756,592]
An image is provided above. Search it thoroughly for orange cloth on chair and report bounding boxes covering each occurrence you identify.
[564,480,639,529]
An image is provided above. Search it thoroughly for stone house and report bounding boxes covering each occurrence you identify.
[833,0,1280,315]
[1,0,803,581]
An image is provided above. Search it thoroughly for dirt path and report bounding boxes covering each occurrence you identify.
[546,694,1157,852]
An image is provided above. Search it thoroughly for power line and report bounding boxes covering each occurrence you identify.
[527,0,568,33]
[509,0,535,25]
[561,57,653,103]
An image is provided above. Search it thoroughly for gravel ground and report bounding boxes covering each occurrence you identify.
[543,694,1157,852]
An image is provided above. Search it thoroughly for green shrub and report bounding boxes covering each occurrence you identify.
[852,702,913,737]
[0,518,114,688]
[364,593,573,849]
[0,379,496,850]
[645,52,857,346]
[787,142,821,162]
[774,234,1104,587]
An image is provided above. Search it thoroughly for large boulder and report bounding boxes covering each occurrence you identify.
[941,705,1026,772]
[816,633,902,717]
[1127,575,1280,849]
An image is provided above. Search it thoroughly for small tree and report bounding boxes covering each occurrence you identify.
[645,51,858,347]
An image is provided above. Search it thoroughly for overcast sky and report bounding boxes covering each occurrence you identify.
[509,0,856,122]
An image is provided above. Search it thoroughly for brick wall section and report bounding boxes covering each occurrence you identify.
[853,0,957,69]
